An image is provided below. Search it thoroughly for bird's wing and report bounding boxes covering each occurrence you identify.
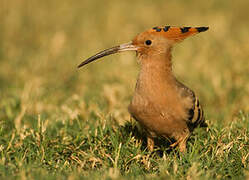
[187,92,206,128]
[175,80,206,129]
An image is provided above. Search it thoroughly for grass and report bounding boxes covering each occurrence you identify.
[0,0,249,179]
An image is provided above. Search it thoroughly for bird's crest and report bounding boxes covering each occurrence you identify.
[147,26,209,42]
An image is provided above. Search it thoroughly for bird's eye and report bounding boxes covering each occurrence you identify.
[145,40,152,46]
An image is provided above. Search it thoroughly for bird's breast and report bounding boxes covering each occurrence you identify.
[128,80,189,137]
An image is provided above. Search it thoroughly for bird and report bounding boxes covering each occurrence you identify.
[78,26,208,152]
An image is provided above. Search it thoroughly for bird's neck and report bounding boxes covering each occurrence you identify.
[138,49,175,83]
[135,49,178,99]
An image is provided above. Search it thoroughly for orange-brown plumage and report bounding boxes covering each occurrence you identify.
[78,26,208,152]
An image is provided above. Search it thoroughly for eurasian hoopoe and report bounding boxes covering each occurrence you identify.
[78,26,208,152]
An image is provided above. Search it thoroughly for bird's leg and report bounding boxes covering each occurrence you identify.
[178,133,189,153]
[147,136,154,152]
[170,130,190,153]
[170,140,179,148]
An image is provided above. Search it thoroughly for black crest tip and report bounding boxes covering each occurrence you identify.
[152,26,162,32]
[163,26,170,32]
[196,27,209,32]
[180,27,191,33]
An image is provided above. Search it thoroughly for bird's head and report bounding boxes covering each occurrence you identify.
[78,26,208,68]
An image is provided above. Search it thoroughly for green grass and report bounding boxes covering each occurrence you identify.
[1,0,249,179]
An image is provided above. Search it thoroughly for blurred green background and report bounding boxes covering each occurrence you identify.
[0,0,249,179]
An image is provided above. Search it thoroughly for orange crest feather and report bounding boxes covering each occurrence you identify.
[148,26,209,42]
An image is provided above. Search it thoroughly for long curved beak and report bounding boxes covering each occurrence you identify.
[78,42,137,68]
